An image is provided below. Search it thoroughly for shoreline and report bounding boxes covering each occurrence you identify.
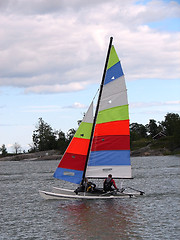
[0,150,62,162]
[0,148,178,162]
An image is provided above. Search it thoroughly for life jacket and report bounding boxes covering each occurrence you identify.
[104,178,113,190]
[86,182,96,192]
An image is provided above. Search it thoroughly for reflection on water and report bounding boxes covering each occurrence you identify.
[56,200,137,240]
[0,156,180,240]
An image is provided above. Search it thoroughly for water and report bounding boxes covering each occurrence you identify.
[0,156,180,240]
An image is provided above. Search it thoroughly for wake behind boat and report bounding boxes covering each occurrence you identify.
[39,37,144,200]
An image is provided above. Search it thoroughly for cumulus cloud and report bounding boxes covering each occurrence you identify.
[0,0,112,14]
[0,0,180,93]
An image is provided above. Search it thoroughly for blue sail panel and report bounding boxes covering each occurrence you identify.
[88,150,131,166]
[104,61,124,85]
[53,168,83,184]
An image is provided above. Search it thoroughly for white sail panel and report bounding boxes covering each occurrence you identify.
[99,75,128,111]
[86,166,132,178]
[82,102,94,123]
[101,75,127,99]
[99,91,128,111]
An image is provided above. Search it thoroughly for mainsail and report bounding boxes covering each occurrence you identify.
[86,46,131,178]
[54,38,131,184]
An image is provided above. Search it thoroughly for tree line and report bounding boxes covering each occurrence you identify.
[130,113,180,152]
[31,117,76,153]
[130,113,180,148]
[0,113,180,156]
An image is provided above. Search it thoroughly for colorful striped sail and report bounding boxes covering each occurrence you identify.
[54,41,131,185]
[86,45,132,178]
[53,102,93,184]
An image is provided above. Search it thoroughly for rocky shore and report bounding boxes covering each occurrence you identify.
[130,145,171,157]
[0,150,62,161]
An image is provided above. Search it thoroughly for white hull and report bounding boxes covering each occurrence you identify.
[39,187,143,200]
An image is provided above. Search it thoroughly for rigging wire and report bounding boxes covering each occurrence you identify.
[92,88,99,101]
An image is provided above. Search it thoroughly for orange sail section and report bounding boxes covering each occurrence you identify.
[66,137,90,155]
[94,120,130,136]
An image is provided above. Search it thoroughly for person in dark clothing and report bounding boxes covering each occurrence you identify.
[103,174,119,192]
[85,178,96,192]
[74,178,96,194]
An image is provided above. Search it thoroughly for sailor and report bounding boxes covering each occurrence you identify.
[103,174,119,192]
[84,177,96,192]
[74,178,96,194]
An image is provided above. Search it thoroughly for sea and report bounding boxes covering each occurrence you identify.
[0,156,179,240]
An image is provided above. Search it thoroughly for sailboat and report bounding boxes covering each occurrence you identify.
[39,37,144,200]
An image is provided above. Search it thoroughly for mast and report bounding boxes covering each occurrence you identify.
[81,36,113,185]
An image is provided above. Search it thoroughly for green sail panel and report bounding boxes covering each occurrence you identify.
[74,122,93,139]
[107,45,119,70]
[96,105,129,124]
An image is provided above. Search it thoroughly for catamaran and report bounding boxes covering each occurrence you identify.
[39,37,144,200]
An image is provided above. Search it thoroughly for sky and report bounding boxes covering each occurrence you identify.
[0,0,180,152]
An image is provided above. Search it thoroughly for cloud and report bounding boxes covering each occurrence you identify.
[0,0,109,14]
[130,100,180,108]
[65,102,87,109]
[21,105,62,113]
[0,0,121,15]
[21,101,87,113]
[0,0,180,93]
[24,82,89,94]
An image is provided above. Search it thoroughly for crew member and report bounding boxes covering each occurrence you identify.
[74,178,96,194]
[103,174,118,192]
